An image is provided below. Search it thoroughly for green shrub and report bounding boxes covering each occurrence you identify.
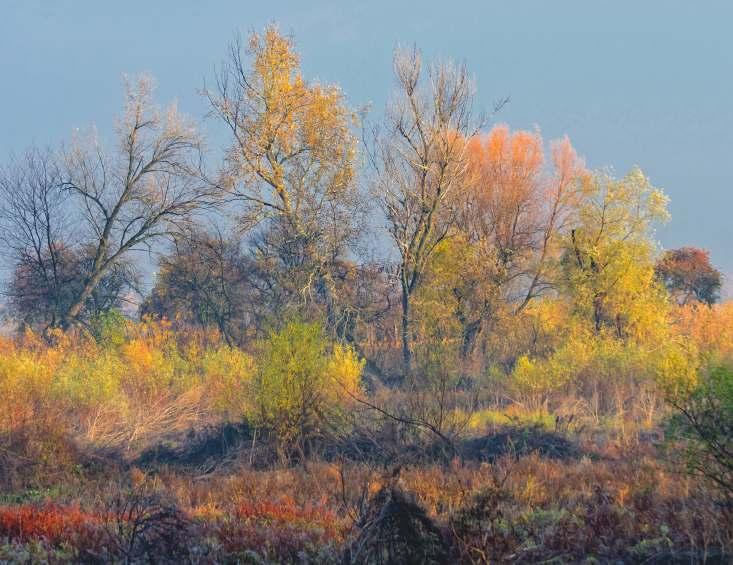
[254,320,363,453]
[667,365,733,501]
[89,309,128,348]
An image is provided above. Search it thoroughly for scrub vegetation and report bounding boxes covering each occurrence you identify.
[0,25,730,564]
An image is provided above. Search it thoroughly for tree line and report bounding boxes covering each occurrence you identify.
[0,26,722,385]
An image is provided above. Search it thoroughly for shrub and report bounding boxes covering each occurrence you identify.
[0,320,261,457]
[345,485,449,564]
[201,346,256,421]
[507,330,697,425]
[89,309,128,348]
[666,365,733,502]
[212,498,345,563]
[102,488,194,563]
[254,320,363,454]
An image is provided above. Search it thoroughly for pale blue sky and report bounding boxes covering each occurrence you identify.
[2,1,732,279]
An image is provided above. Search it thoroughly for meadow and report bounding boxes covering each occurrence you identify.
[0,311,730,563]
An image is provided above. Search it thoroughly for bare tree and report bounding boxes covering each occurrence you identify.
[0,147,70,327]
[59,75,209,327]
[0,146,145,329]
[371,46,478,375]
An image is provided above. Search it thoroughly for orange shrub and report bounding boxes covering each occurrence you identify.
[674,301,733,362]
[0,504,100,545]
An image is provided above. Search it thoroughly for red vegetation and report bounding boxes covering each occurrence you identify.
[0,504,100,545]
[656,246,722,305]
[212,497,347,560]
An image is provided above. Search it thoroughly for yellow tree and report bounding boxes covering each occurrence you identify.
[206,26,361,328]
[562,167,670,340]
[501,170,696,422]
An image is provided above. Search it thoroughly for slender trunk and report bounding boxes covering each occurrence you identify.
[460,319,483,359]
[319,270,338,337]
[401,283,412,376]
[593,294,603,333]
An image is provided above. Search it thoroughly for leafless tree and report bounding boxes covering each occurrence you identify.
[59,75,210,327]
[0,148,66,323]
[371,46,478,375]
[0,146,142,329]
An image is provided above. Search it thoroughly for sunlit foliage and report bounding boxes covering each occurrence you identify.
[255,320,363,451]
[1,23,732,563]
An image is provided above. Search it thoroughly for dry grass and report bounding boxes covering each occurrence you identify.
[0,322,730,562]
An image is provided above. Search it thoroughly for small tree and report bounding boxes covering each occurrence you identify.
[561,167,670,340]
[254,320,363,457]
[656,247,722,306]
[667,365,733,502]
[0,148,71,328]
[141,227,251,344]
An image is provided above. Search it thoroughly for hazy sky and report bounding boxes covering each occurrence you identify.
[2,1,732,279]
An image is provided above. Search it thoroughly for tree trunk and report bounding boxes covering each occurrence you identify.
[401,284,412,377]
[593,294,603,333]
[60,268,108,327]
[460,319,483,359]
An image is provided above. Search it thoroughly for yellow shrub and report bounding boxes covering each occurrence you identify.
[201,346,256,420]
[327,343,364,400]
[0,320,262,451]
[254,320,364,448]
[0,346,56,430]
[510,355,564,411]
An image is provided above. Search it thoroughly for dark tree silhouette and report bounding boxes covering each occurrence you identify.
[655,247,721,305]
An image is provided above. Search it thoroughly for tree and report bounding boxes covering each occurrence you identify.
[141,227,251,344]
[656,247,721,306]
[59,75,209,327]
[205,26,363,330]
[9,245,136,328]
[447,126,587,358]
[562,167,670,340]
[667,365,733,502]
[371,46,477,375]
[0,148,137,328]
[0,148,69,327]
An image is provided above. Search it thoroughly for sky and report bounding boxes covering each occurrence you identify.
[1,1,732,286]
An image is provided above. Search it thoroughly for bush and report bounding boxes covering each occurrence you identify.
[254,320,363,455]
[345,485,448,564]
[507,330,696,425]
[89,309,128,348]
[0,320,258,457]
[211,497,345,563]
[201,346,256,421]
[667,365,733,502]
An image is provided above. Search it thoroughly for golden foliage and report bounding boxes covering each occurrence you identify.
[213,25,357,230]
[254,320,363,447]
